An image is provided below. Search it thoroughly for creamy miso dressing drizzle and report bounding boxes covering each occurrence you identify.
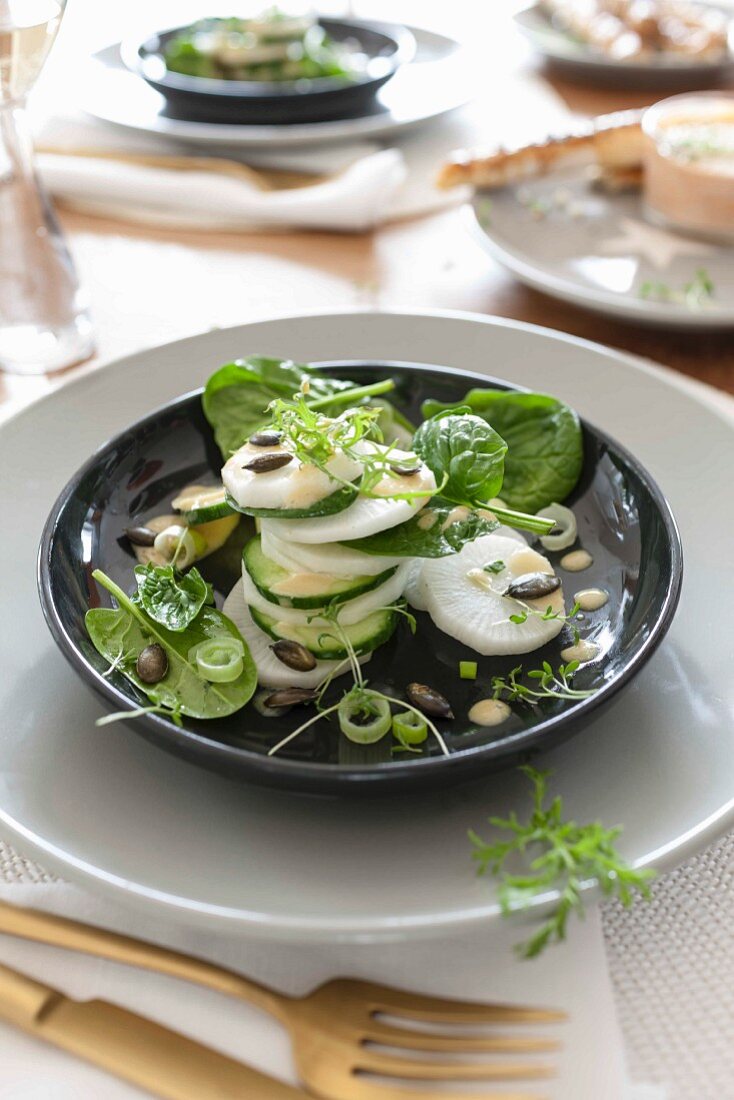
[560,549,593,572]
[440,505,471,531]
[417,510,438,531]
[574,588,609,611]
[507,547,554,576]
[468,698,512,727]
[466,567,497,592]
[283,463,338,510]
[372,463,434,499]
[270,573,346,598]
[561,640,600,663]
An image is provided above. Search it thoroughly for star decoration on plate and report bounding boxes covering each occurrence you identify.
[598,217,716,270]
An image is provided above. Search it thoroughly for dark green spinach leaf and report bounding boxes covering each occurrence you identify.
[413,409,507,507]
[422,390,583,513]
[134,563,213,632]
[86,571,256,720]
[202,356,356,458]
[342,498,499,558]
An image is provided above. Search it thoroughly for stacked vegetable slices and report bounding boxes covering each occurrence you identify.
[221,431,436,690]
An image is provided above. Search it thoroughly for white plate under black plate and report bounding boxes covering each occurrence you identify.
[514,0,734,88]
[1,311,733,940]
[468,168,734,329]
[79,27,469,149]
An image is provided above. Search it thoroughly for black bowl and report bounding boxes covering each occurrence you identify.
[122,18,415,125]
[38,361,682,796]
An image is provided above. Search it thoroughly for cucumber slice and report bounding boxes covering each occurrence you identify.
[249,604,399,660]
[172,484,235,526]
[225,481,357,520]
[131,512,240,568]
[242,536,397,609]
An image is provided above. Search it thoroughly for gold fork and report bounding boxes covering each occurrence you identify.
[0,901,564,1100]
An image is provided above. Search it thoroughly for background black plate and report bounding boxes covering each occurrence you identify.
[125,19,415,124]
[38,361,682,795]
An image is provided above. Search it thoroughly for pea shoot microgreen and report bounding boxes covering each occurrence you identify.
[491,659,595,704]
[267,601,448,759]
[508,600,582,627]
[470,766,655,958]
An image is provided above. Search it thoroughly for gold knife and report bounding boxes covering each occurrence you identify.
[0,960,303,1099]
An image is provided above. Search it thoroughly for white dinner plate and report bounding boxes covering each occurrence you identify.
[468,170,734,329]
[1,310,733,941]
[78,28,470,150]
[514,0,734,87]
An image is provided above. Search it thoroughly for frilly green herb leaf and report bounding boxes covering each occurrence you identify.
[470,766,655,958]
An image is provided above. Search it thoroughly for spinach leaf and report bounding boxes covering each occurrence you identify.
[422,390,583,513]
[413,409,507,508]
[342,498,499,558]
[134,563,213,632]
[86,570,256,720]
[202,356,356,458]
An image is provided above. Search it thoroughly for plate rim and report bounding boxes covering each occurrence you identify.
[36,361,683,792]
[1,308,731,938]
[466,198,734,329]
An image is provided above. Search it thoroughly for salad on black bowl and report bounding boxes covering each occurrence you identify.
[123,9,415,124]
[39,356,682,795]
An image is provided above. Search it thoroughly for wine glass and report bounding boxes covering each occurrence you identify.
[0,0,93,375]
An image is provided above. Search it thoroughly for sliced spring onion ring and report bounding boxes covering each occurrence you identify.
[536,503,578,552]
[189,637,244,683]
[153,525,206,569]
[392,710,427,749]
[338,689,391,744]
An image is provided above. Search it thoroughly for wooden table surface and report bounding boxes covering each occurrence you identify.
[2,10,733,419]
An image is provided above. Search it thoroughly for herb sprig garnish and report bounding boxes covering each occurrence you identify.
[266,396,441,503]
[491,660,594,703]
[508,600,581,627]
[640,268,715,310]
[470,766,654,958]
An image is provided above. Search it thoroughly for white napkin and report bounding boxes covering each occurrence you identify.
[31,68,572,232]
[36,148,407,233]
[0,881,663,1099]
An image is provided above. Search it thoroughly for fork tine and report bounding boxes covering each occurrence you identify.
[355,1050,555,1081]
[362,982,566,1025]
[364,1021,560,1053]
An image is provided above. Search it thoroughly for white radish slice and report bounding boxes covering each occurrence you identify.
[422,534,565,656]
[222,441,361,513]
[222,582,368,689]
[404,526,525,613]
[241,561,411,627]
[260,526,402,577]
[404,559,430,612]
[260,461,436,544]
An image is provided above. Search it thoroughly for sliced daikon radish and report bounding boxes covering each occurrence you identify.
[241,561,410,627]
[222,582,367,690]
[260,461,437,544]
[422,533,565,656]
[260,526,402,577]
[222,440,361,513]
[405,524,525,614]
[404,559,430,612]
